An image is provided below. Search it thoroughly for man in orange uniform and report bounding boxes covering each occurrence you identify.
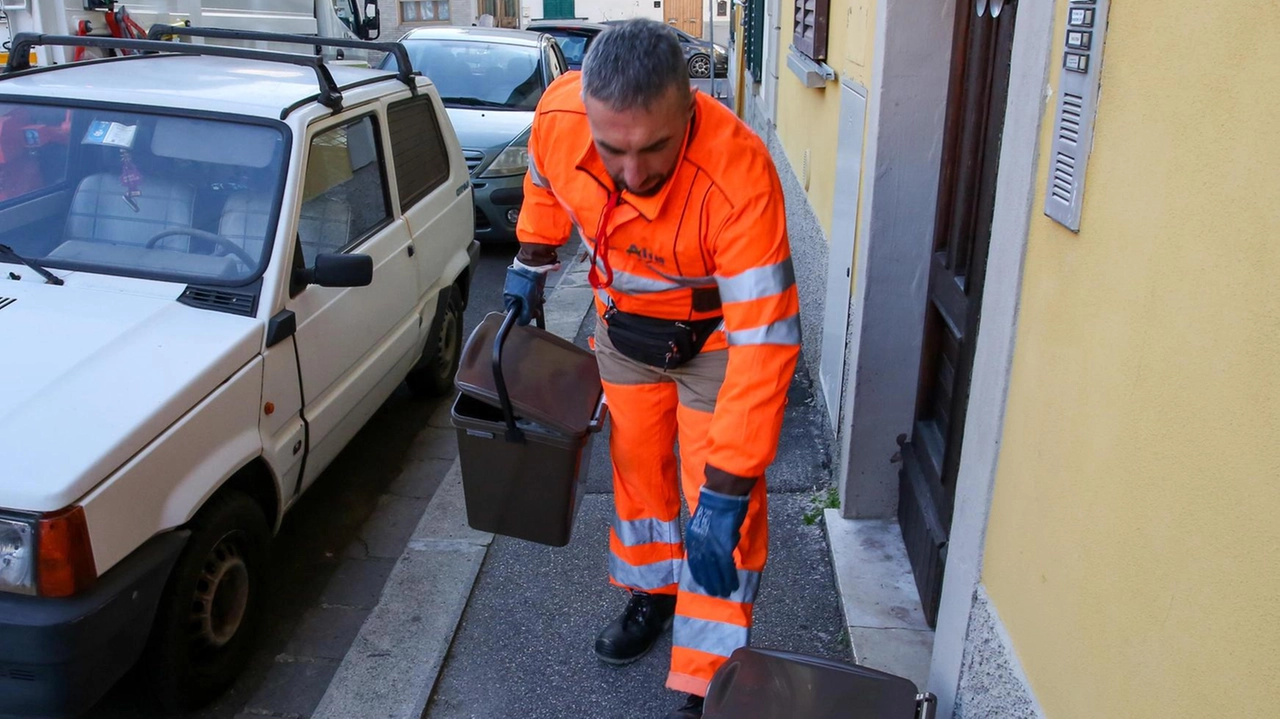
[501,19,800,718]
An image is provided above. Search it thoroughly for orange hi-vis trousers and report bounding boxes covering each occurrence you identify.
[595,324,769,697]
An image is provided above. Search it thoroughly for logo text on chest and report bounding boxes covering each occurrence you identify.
[626,244,666,266]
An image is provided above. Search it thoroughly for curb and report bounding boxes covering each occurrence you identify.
[312,239,594,719]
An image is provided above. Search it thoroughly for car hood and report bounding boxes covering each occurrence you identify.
[0,277,260,511]
[446,107,533,152]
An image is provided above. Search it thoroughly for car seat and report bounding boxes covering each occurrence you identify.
[217,192,273,264]
[63,170,195,250]
[297,195,353,265]
[221,191,352,268]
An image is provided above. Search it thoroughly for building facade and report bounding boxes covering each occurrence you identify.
[731,0,1280,715]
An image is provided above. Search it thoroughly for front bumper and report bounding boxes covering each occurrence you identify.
[471,173,525,243]
[0,530,189,718]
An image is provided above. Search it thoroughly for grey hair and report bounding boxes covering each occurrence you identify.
[581,19,690,111]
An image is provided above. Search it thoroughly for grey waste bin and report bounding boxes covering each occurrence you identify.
[703,648,936,719]
[452,311,607,547]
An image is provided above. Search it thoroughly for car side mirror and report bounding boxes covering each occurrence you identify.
[363,3,379,26]
[294,253,373,288]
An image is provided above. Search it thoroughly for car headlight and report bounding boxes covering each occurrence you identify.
[0,516,36,596]
[480,127,532,178]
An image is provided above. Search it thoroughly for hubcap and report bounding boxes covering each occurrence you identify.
[190,534,250,649]
[691,56,710,77]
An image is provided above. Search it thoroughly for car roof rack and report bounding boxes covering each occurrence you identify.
[3,33,350,110]
[147,25,417,92]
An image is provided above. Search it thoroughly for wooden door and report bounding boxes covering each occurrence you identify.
[897,0,1018,627]
[480,0,520,27]
[665,0,703,38]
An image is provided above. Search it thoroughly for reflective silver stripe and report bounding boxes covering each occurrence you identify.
[652,267,718,289]
[528,152,550,189]
[582,237,716,293]
[612,270,686,294]
[590,253,683,294]
[716,259,796,304]
[613,516,683,547]
[609,554,682,591]
[672,616,750,658]
[725,314,802,347]
[680,565,763,605]
[595,288,611,306]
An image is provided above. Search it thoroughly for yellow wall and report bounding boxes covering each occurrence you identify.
[774,0,875,238]
[981,2,1280,717]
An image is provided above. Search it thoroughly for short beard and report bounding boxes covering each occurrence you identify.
[613,173,669,197]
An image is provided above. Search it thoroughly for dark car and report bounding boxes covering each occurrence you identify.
[527,19,727,78]
[381,27,570,242]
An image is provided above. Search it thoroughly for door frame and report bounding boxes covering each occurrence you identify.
[834,0,955,520]
[926,0,1057,713]
[897,0,1019,628]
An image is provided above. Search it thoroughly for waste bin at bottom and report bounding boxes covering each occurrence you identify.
[452,311,607,547]
[703,647,936,719]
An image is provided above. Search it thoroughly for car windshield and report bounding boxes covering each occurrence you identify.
[393,40,545,110]
[0,102,286,285]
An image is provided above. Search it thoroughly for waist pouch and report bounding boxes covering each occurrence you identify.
[603,307,723,370]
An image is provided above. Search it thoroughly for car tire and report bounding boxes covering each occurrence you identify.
[141,491,270,713]
[407,284,464,397]
[688,54,712,78]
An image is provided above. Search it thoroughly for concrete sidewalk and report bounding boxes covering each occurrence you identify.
[312,244,853,719]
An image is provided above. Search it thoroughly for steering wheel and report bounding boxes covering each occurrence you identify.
[144,228,256,267]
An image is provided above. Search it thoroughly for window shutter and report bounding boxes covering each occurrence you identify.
[745,0,765,80]
[793,0,830,61]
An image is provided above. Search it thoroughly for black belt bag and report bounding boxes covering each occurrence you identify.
[603,307,723,370]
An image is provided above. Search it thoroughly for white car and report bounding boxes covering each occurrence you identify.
[0,30,475,717]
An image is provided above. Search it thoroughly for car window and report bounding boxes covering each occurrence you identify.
[0,101,287,285]
[550,31,587,66]
[387,40,546,110]
[299,115,390,265]
[386,96,451,209]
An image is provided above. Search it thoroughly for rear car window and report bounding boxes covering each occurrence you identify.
[387,96,451,209]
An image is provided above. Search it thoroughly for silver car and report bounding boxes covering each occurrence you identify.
[381,27,569,242]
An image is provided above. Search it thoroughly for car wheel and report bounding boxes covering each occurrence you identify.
[407,284,464,397]
[142,491,270,712]
[688,54,712,78]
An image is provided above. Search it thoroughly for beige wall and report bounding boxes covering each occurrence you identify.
[774,0,875,238]
[981,2,1280,716]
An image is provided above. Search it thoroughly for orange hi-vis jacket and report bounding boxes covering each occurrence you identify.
[516,72,801,482]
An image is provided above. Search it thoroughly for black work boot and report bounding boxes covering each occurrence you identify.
[594,591,677,665]
[664,694,704,718]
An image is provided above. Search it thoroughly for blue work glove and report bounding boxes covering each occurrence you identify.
[503,263,547,326]
[685,488,750,598]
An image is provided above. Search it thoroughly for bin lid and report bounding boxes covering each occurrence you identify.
[703,648,920,719]
[455,312,603,436]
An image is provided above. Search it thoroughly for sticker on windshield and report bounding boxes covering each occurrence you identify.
[83,120,137,148]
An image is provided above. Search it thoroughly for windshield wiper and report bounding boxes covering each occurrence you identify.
[0,244,63,286]
[441,97,510,109]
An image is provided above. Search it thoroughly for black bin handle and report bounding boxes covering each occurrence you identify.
[491,306,546,444]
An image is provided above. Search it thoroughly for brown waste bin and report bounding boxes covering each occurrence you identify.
[451,311,607,547]
[703,648,935,719]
